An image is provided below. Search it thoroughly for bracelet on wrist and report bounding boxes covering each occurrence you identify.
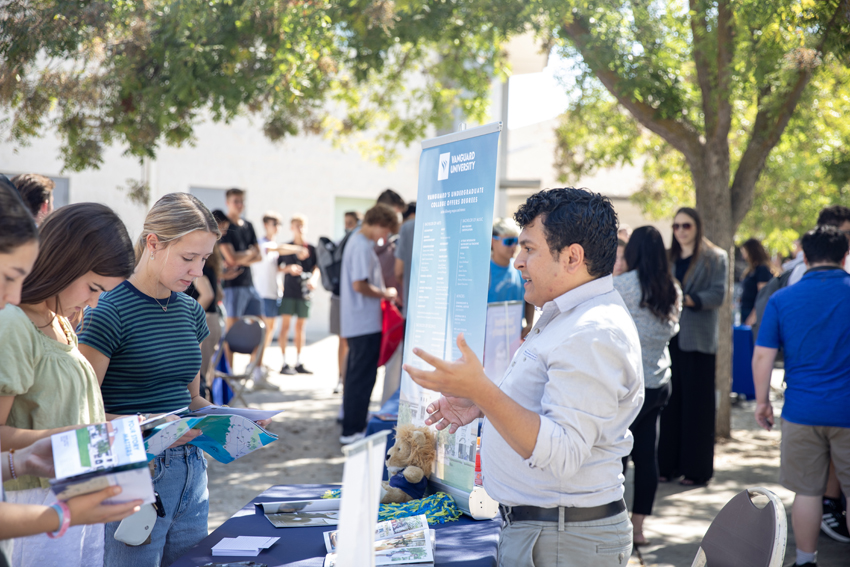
[8,449,17,480]
[47,501,71,538]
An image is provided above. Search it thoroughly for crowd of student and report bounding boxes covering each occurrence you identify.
[2,169,848,567]
[0,175,271,567]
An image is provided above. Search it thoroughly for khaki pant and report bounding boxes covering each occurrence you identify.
[498,509,632,567]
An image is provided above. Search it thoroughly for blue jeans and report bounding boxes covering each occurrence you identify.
[104,445,209,567]
[223,286,262,318]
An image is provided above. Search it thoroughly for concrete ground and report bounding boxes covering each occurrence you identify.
[209,332,849,566]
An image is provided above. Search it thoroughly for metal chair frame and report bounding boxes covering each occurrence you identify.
[210,315,267,407]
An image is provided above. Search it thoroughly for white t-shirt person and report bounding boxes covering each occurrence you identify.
[252,236,281,301]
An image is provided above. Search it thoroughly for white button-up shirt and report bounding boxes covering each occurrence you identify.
[480,275,644,508]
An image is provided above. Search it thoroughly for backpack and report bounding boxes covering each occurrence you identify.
[751,268,794,338]
[316,231,354,296]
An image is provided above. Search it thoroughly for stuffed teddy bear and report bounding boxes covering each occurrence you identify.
[380,423,437,504]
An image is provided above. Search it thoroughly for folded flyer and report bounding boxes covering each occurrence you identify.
[49,417,155,505]
[211,536,279,556]
[255,498,340,528]
[143,413,277,464]
[323,514,434,566]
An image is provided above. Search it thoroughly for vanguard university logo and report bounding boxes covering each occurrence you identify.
[437,152,450,180]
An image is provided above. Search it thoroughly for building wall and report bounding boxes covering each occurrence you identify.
[1,116,422,339]
[2,114,672,340]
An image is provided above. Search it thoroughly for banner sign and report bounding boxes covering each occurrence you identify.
[483,301,524,383]
[399,122,501,491]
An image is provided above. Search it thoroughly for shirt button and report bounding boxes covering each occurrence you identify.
[535,328,540,334]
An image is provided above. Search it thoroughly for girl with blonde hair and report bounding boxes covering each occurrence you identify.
[79,193,272,566]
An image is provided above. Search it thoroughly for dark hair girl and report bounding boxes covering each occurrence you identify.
[614,225,683,545]
[21,203,135,324]
[624,226,679,322]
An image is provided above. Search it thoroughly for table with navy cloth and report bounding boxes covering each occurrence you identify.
[172,484,501,567]
[731,325,756,400]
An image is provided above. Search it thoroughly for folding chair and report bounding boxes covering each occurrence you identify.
[691,486,787,567]
[210,316,267,407]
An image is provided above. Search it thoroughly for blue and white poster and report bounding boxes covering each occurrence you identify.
[398,122,501,491]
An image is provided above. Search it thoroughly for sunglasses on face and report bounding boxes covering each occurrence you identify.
[493,236,518,247]
[672,223,693,231]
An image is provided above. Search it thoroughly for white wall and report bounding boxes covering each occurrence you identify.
[0,116,423,339]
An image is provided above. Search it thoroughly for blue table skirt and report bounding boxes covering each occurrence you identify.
[732,326,756,400]
[172,484,500,567]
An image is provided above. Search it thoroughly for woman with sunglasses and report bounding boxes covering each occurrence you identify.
[658,207,728,487]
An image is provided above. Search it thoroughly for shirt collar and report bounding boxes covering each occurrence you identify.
[548,274,614,314]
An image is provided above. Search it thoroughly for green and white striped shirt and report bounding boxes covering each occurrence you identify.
[78,280,209,414]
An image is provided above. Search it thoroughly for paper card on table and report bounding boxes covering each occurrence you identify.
[255,498,340,528]
[255,499,339,514]
[324,514,430,553]
[211,536,279,556]
[263,511,339,528]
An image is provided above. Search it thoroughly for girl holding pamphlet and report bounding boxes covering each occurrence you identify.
[0,180,140,567]
[79,193,272,567]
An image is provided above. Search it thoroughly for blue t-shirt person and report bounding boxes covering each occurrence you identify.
[756,267,850,428]
[488,258,525,303]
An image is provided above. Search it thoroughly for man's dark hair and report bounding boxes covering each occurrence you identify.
[363,203,400,233]
[817,205,850,228]
[10,173,54,217]
[802,225,849,265]
[376,188,405,211]
[403,201,416,220]
[344,210,361,221]
[225,188,245,199]
[211,209,229,224]
[513,187,618,277]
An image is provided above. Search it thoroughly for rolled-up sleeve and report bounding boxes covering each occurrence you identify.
[524,328,634,476]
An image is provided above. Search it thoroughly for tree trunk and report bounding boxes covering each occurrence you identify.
[689,149,734,439]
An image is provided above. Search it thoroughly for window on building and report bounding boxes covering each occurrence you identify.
[190,187,229,215]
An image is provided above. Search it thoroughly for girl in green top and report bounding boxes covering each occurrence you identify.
[0,200,137,567]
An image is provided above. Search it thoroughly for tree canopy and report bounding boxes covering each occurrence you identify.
[0,0,528,170]
[550,0,850,253]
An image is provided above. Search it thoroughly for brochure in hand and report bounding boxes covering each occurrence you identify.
[49,417,155,505]
[322,514,435,566]
[255,499,340,528]
[143,407,279,464]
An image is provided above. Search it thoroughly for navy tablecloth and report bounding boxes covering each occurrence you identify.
[172,484,500,567]
[732,326,756,400]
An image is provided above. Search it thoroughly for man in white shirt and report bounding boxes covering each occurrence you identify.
[406,187,644,566]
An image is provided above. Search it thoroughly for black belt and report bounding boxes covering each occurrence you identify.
[500,499,626,523]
